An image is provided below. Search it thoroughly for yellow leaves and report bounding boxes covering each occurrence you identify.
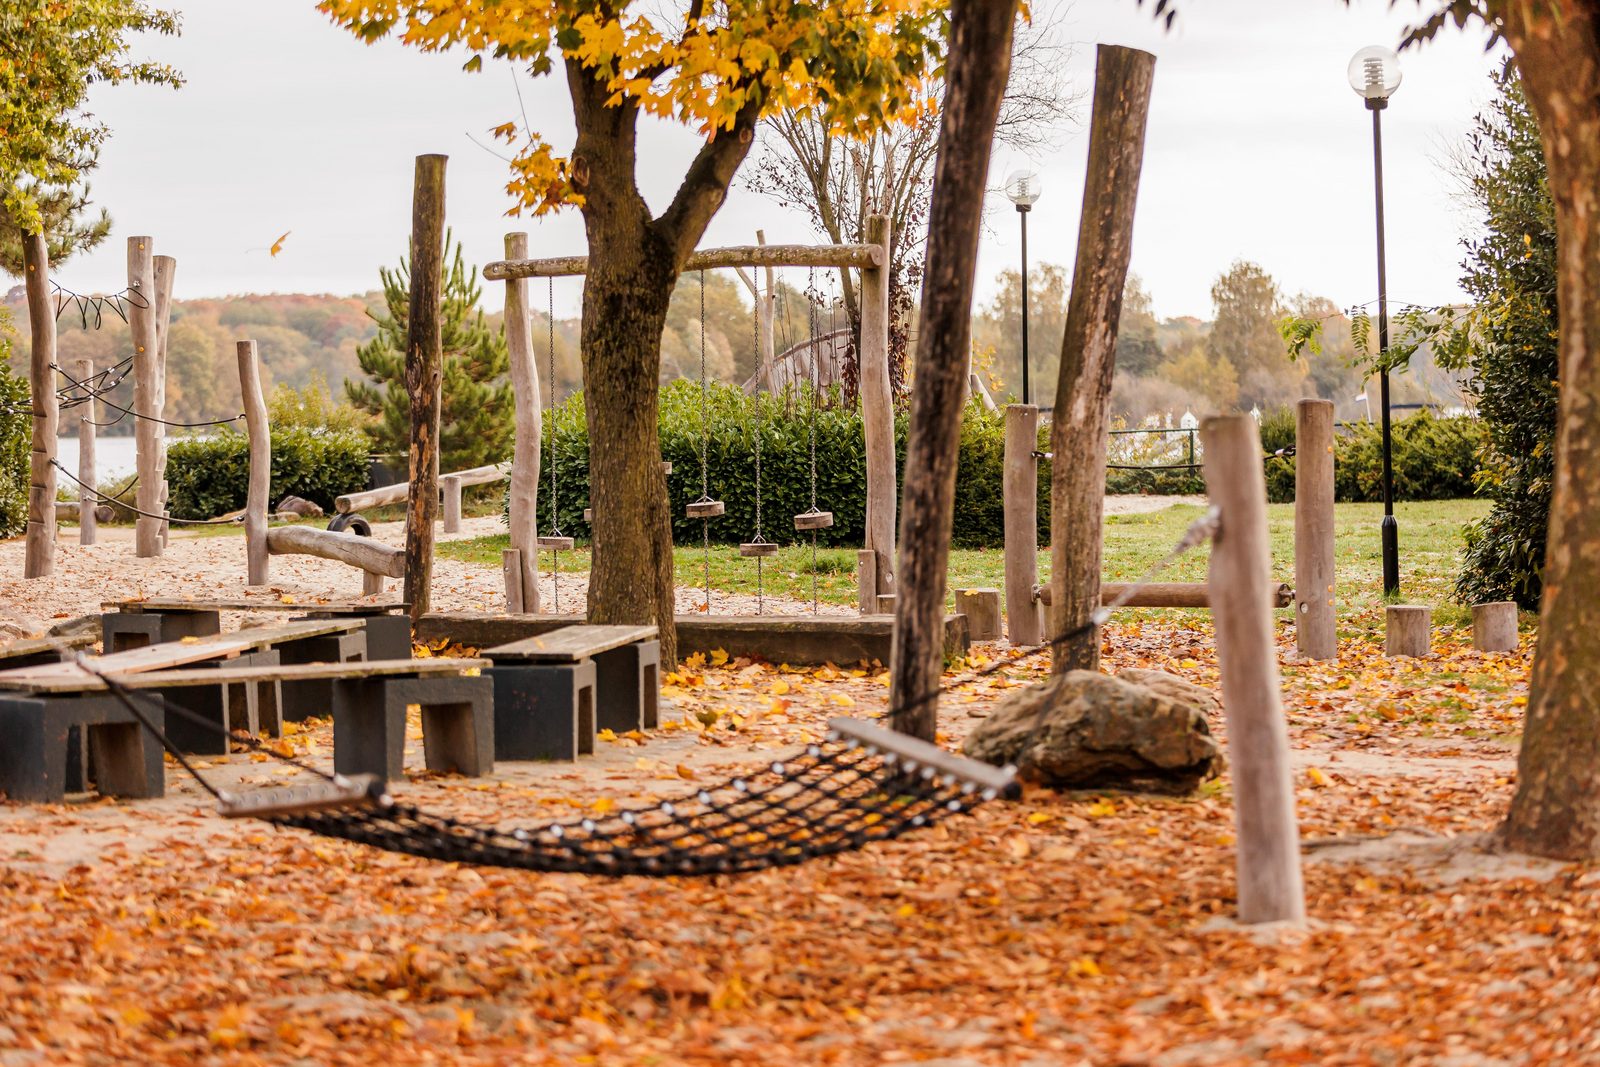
[207,1004,251,1049]
[709,648,729,667]
[1025,812,1053,825]
[592,797,614,814]
[829,693,855,708]
[1085,798,1118,818]
[268,230,290,258]
[769,679,790,697]
[1068,957,1104,979]
[896,902,916,918]
[1306,766,1333,788]
[675,763,696,780]
[597,728,618,743]
[683,652,707,671]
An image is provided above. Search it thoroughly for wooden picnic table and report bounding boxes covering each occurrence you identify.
[482,624,658,663]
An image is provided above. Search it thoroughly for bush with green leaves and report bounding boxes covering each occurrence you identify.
[166,426,369,519]
[0,360,28,538]
[1261,407,1483,505]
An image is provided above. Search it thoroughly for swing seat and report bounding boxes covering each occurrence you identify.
[686,499,725,519]
[661,461,673,476]
[537,536,575,550]
[582,508,592,523]
[794,509,834,531]
[739,541,779,558]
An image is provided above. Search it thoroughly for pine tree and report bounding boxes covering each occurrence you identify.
[346,232,513,471]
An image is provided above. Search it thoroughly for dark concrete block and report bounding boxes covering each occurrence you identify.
[100,609,221,653]
[329,674,493,781]
[487,661,596,762]
[279,631,368,723]
[0,693,165,803]
[593,639,660,733]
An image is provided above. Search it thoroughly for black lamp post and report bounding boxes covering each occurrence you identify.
[1004,168,1042,405]
[1350,45,1403,597]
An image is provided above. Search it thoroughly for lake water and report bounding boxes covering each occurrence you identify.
[57,436,198,485]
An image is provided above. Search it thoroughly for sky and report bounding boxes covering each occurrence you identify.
[58,0,1507,322]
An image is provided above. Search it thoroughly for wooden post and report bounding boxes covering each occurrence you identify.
[404,154,448,621]
[956,589,1002,641]
[442,474,463,534]
[1385,605,1431,658]
[1472,601,1518,652]
[1202,414,1306,926]
[128,237,163,558]
[153,255,176,548]
[237,340,270,586]
[363,570,386,596]
[1048,45,1156,673]
[860,213,896,600]
[857,549,878,615]
[1294,398,1336,660]
[22,234,57,579]
[74,358,97,547]
[503,231,541,614]
[887,0,1019,741]
[1004,404,1043,645]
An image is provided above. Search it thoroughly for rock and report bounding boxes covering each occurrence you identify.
[962,670,1223,794]
[276,494,324,518]
[1116,668,1223,724]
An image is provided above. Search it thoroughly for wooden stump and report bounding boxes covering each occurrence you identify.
[956,589,1002,642]
[875,594,897,616]
[1202,414,1306,926]
[74,358,97,548]
[1385,605,1431,658]
[1471,601,1518,653]
[236,341,271,586]
[1003,404,1043,646]
[1294,399,1336,661]
[442,474,463,534]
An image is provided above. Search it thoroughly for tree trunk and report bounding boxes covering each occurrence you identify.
[404,154,447,622]
[888,0,1018,741]
[1048,46,1156,673]
[22,234,56,579]
[1495,2,1600,859]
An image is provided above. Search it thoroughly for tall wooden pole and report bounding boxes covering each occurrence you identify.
[74,357,97,548]
[1203,414,1306,926]
[153,255,176,549]
[860,213,896,601]
[128,236,162,558]
[503,231,542,614]
[1048,45,1156,672]
[1003,404,1042,645]
[888,0,1018,741]
[237,340,270,586]
[22,234,57,579]
[404,154,448,621]
[1294,399,1336,660]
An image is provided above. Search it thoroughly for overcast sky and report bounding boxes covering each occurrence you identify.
[60,0,1506,322]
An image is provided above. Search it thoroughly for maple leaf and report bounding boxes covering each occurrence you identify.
[269,231,290,257]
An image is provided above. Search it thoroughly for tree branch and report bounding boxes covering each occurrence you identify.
[656,95,764,264]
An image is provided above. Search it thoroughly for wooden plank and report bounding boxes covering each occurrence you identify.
[239,339,271,584]
[483,242,884,281]
[0,658,486,695]
[483,624,658,663]
[106,598,406,615]
[23,232,57,578]
[1203,414,1305,925]
[0,633,97,662]
[0,619,363,683]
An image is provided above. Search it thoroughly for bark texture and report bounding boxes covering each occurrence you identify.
[565,57,760,668]
[1496,1,1600,859]
[1048,46,1155,673]
[888,0,1018,740]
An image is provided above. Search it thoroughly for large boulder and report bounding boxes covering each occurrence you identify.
[962,670,1223,795]
[1116,668,1223,725]
[276,494,324,518]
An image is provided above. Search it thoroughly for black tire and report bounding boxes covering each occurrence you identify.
[328,512,372,537]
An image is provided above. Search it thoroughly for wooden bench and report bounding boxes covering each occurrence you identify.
[103,598,412,660]
[0,633,98,670]
[0,658,492,803]
[481,625,659,761]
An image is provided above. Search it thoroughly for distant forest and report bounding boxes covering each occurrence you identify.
[3,255,1467,435]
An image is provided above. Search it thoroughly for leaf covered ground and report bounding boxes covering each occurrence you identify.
[4,609,1592,1067]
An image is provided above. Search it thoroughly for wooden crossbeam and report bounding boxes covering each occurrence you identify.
[484,242,884,281]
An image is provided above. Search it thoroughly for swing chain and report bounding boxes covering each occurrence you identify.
[548,277,561,610]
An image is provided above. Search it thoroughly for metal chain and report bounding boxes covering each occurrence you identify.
[700,271,711,612]
[752,273,765,614]
[808,270,819,614]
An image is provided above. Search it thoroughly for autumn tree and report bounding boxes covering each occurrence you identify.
[323,1,945,665]
[347,233,513,471]
[1205,260,1305,409]
[0,0,180,261]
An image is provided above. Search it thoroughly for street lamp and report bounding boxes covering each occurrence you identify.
[1004,168,1042,405]
[1349,44,1403,597]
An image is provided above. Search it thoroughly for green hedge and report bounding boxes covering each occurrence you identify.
[0,364,27,538]
[1262,407,1483,504]
[166,427,370,519]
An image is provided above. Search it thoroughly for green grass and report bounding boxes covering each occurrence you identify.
[435,498,1492,619]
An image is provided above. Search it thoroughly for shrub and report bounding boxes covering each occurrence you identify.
[1262,407,1483,505]
[0,362,27,538]
[166,426,370,519]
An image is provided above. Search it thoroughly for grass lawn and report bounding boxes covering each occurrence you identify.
[436,498,1492,624]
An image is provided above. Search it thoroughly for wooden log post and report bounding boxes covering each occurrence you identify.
[1385,605,1432,658]
[153,255,176,549]
[1472,601,1519,653]
[237,340,271,586]
[1003,404,1043,645]
[857,549,878,614]
[956,589,1002,641]
[128,237,163,558]
[74,358,97,547]
[503,231,541,614]
[266,526,405,578]
[442,474,463,534]
[1037,581,1294,609]
[887,0,1019,741]
[1202,414,1306,926]
[860,213,896,603]
[404,154,448,622]
[1048,45,1156,673]
[1294,398,1336,660]
[22,234,57,579]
